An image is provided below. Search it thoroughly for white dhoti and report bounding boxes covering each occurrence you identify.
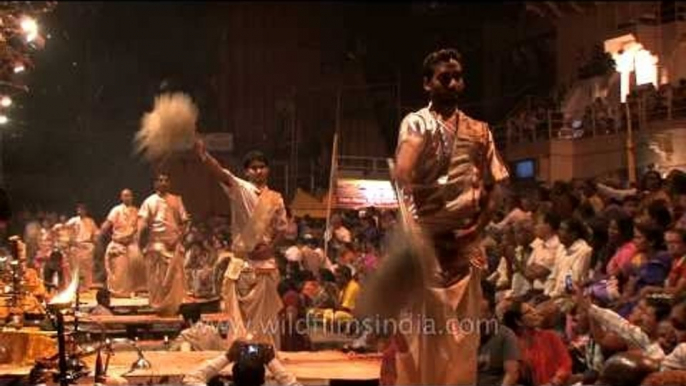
[70,242,95,291]
[395,269,482,386]
[144,241,186,316]
[105,241,140,296]
[222,259,283,349]
[128,247,148,293]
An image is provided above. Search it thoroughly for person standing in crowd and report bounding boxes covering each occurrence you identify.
[100,188,141,297]
[195,139,287,348]
[390,48,509,385]
[137,173,189,316]
[66,203,99,291]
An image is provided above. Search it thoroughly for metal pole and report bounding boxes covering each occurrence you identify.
[323,131,339,260]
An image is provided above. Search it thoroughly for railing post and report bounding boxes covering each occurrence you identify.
[547,109,553,140]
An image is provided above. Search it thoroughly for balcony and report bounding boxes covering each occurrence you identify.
[495,83,686,182]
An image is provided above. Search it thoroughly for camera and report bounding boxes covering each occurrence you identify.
[228,341,275,366]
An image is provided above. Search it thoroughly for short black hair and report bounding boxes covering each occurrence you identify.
[502,300,523,332]
[613,214,635,244]
[180,303,202,324]
[243,150,269,169]
[647,199,673,230]
[635,221,666,251]
[422,48,463,81]
[641,170,663,190]
[96,288,110,305]
[646,296,672,322]
[481,280,496,310]
[232,358,266,386]
[543,212,561,232]
[336,265,353,281]
[319,268,336,283]
[562,217,588,241]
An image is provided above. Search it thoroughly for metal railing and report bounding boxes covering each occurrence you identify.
[494,86,686,150]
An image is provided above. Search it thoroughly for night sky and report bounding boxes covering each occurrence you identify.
[3,2,536,221]
[6,2,219,218]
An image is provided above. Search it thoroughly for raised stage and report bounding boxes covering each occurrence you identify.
[0,348,382,385]
[0,289,380,384]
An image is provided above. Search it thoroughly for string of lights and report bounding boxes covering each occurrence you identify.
[0,1,56,125]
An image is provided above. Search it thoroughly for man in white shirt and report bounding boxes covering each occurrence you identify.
[137,173,189,316]
[389,48,510,385]
[66,203,99,291]
[524,212,563,292]
[544,218,593,302]
[195,140,287,349]
[100,189,141,297]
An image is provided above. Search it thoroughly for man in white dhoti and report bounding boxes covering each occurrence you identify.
[388,48,509,385]
[194,140,287,349]
[66,203,99,291]
[100,189,143,297]
[137,173,190,316]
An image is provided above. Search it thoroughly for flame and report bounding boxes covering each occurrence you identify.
[49,268,79,307]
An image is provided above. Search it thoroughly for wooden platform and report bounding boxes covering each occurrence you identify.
[84,350,382,383]
[65,314,184,326]
[77,292,220,312]
[0,350,382,384]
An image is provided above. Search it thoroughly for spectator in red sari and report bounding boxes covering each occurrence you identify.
[503,300,572,386]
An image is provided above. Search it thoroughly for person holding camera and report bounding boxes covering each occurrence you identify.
[182,340,301,386]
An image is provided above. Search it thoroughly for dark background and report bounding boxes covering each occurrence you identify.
[2,2,554,221]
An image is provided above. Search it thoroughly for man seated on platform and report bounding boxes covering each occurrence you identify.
[182,339,301,386]
[91,288,114,316]
[171,304,228,352]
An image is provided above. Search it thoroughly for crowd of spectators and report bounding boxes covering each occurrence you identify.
[15,166,686,385]
[463,168,686,386]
